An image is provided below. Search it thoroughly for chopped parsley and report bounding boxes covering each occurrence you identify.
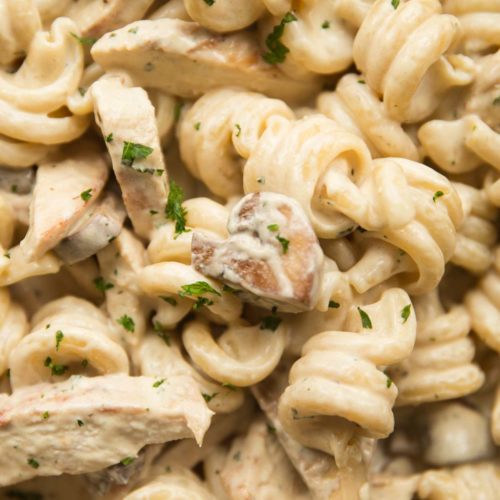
[222,382,237,391]
[433,190,444,202]
[4,252,10,259]
[235,124,241,137]
[70,32,97,46]
[128,27,138,34]
[401,304,411,324]
[121,141,154,168]
[291,408,315,420]
[105,133,114,143]
[77,419,85,427]
[157,331,171,346]
[494,96,500,106]
[222,284,238,294]
[267,423,277,434]
[11,184,18,193]
[27,458,39,469]
[322,20,330,29]
[44,356,68,376]
[358,79,366,84]
[276,235,289,254]
[120,457,135,466]
[357,307,372,329]
[160,295,177,306]
[179,281,221,298]
[42,411,49,420]
[267,224,279,232]
[194,122,201,131]
[165,180,190,238]
[80,189,92,202]
[116,314,135,332]
[260,310,282,331]
[204,0,215,5]
[149,209,158,215]
[391,0,400,8]
[78,87,86,96]
[193,296,214,310]
[328,300,340,309]
[386,376,393,388]
[263,12,298,64]
[153,378,165,388]
[55,331,64,351]
[174,101,183,122]
[93,277,114,292]
[257,176,266,184]
[202,392,218,402]
[81,359,89,368]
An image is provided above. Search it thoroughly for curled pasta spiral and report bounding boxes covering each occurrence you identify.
[0,288,28,378]
[465,247,500,352]
[182,317,288,387]
[177,87,294,199]
[8,296,129,390]
[278,288,416,462]
[244,113,462,294]
[391,290,484,406]
[353,0,475,123]
[0,16,90,147]
[443,0,500,54]
[317,73,420,161]
[451,182,498,274]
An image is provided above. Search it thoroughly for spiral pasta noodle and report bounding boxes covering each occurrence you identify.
[391,290,484,405]
[353,0,475,123]
[8,296,129,390]
[278,288,416,463]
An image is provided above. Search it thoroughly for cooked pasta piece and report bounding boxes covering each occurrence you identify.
[178,87,294,198]
[192,192,325,312]
[451,183,498,274]
[124,467,216,500]
[8,296,129,389]
[391,290,484,405]
[279,288,416,464]
[493,384,500,445]
[465,247,500,352]
[353,0,475,123]
[0,374,213,486]
[91,19,322,105]
[317,73,420,160]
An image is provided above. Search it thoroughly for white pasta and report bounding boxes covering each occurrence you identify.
[391,290,484,405]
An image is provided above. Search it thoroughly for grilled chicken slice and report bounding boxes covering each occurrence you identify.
[54,192,126,264]
[192,192,324,313]
[91,19,322,105]
[0,374,213,487]
[92,76,168,239]
[20,140,108,261]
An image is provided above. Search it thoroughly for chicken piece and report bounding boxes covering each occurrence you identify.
[54,192,126,265]
[0,374,213,487]
[36,0,156,39]
[91,19,322,105]
[92,76,168,239]
[20,141,109,261]
[192,192,324,313]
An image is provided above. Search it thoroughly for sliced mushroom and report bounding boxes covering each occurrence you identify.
[20,140,109,261]
[92,76,168,239]
[91,19,322,105]
[54,192,126,265]
[0,373,213,487]
[192,192,324,313]
[36,0,156,39]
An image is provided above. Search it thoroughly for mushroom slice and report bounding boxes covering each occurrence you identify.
[20,140,109,261]
[54,192,126,265]
[192,192,324,313]
[92,76,168,239]
[91,19,322,105]
[0,373,213,487]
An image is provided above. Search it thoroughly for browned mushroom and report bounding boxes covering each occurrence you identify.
[192,192,324,312]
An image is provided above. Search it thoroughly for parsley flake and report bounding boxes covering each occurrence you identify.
[27,458,39,469]
[267,224,279,232]
[120,457,135,466]
[55,331,64,351]
[11,184,18,193]
[193,296,214,310]
[202,392,218,402]
[433,190,444,202]
[105,133,114,143]
[494,96,500,106]
[77,419,84,427]
[263,12,297,64]
[222,382,237,391]
[357,307,372,329]
[153,378,165,388]
[194,122,201,131]
[165,180,190,238]
[328,300,340,308]
[81,359,89,368]
[386,376,393,388]
[121,141,154,168]
[260,313,282,331]
[174,102,183,122]
[117,315,135,332]
[78,87,86,96]
[267,423,277,434]
[179,281,221,298]
[93,277,114,292]
[80,189,92,202]
[44,357,68,376]
[322,20,330,29]
[70,32,97,46]
[358,79,366,84]
[204,0,215,5]
[42,411,49,420]
[401,304,412,324]
[276,235,289,254]
[160,296,177,306]
[128,27,138,34]
[391,0,400,8]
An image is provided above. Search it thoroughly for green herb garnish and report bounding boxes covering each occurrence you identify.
[357,307,372,329]
[27,458,39,469]
[202,392,218,402]
[105,133,114,143]
[328,300,340,308]
[179,281,221,298]
[121,141,154,168]
[401,304,411,324]
[276,235,289,254]
[80,189,92,202]
[55,331,64,351]
[160,296,177,306]
[93,277,114,292]
[153,379,165,388]
[70,32,97,46]
[120,457,135,466]
[117,315,135,332]
[433,190,444,202]
[165,180,190,238]
[263,12,297,64]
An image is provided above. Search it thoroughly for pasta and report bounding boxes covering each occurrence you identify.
[0,0,499,496]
